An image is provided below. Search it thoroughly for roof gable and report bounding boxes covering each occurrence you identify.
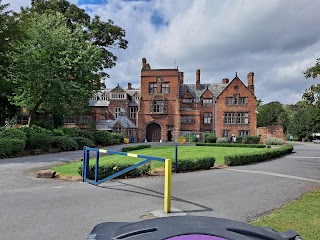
[216,76,255,99]
[110,84,126,93]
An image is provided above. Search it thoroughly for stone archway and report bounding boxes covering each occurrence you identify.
[146,123,161,142]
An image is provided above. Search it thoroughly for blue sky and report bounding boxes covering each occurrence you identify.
[4,0,320,104]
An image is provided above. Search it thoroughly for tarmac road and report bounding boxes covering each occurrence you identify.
[0,142,319,240]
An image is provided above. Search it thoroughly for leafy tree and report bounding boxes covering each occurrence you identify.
[20,0,128,78]
[7,12,103,127]
[257,101,289,131]
[303,58,320,107]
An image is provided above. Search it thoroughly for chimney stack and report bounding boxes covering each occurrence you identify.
[142,58,147,69]
[179,72,184,84]
[128,82,132,90]
[196,69,200,90]
[247,72,254,94]
[222,78,229,84]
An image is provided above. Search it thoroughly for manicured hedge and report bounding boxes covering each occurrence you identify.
[78,162,150,180]
[121,144,151,152]
[224,145,293,166]
[243,136,261,144]
[28,133,54,151]
[204,133,217,143]
[196,143,266,148]
[52,136,78,151]
[0,128,27,141]
[216,137,229,143]
[0,138,25,158]
[72,137,95,149]
[94,130,113,146]
[177,157,215,172]
[265,137,284,145]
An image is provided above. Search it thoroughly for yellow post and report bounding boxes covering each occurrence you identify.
[164,159,172,213]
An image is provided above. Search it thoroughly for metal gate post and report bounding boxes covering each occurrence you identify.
[82,146,87,182]
[95,150,99,183]
[164,159,172,213]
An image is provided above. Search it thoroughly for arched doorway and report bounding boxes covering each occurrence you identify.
[146,123,161,142]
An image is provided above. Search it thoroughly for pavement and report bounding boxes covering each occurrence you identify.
[0,142,319,240]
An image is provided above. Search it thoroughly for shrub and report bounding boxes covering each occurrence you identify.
[51,129,65,136]
[217,137,229,143]
[185,133,197,142]
[204,133,217,143]
[235,136,243,143]
[177,157,215,172]
[0,138,25,158]
[72,137,95,149]
[28,133,54,151]
[59,127,81,137]
[0,128,27,141]
[32,120,54,130]
[244,136,261,144]
[19,125,51,138]
[79,129,95,141]
[265,137,284,145]
[78,162,150,180]
[122,144,151,152]
[52,136,78,151]
[112,133,124,144]
[195,143,266,148]
[224,146,293,166]
[94,130,114,146]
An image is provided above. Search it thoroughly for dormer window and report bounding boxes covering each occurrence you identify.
[202,99,213,106]
[112,93,125,99]
[182,98,193,103]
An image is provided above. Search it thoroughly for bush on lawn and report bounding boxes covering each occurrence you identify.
[59,127,81,137]
[28,133,54,151]
[94,130,113,146]
[19,125,51,138]
[195,143,266,148]
[72,137,95,149]
[224,146,293,166]
[121,144,151,152]
[265,137,284,145]
[79,129,95,141]
[78,162,150,180]
[0,128,27,141]
[204,133,217,143]
[177,157,215,172]
[244,136,261,144]
[52,136,78,151]
[51,129,65,136]
[235,136,243,143]
[112,133,124,144]
[217,137,229,143]
[0,138,25,158]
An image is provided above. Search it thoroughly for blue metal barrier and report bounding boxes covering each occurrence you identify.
[82,146,167,186]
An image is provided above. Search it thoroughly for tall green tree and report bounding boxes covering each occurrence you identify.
[7,12,103,127]
[20,0,128,78]
[303,58,320,107]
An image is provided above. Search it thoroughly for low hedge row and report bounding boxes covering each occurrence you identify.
[196,143,266,148]
[52,136,78,151]
[224,145,293,166]
[78,162,150,180]
[0,138,26,158]
[121,144,151,152]
[177,157,215,172]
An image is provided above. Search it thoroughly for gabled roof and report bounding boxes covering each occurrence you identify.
[110,116,136,129]
[179,83,227,98]
[110,84,126,93]
[216,76,256,99]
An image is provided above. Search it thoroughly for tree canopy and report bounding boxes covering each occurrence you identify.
[303,58,320,107]
[7,12,103,126]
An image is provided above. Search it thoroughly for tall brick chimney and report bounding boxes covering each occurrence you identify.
[196,69,200,90]
[222,78,229,84]
[247,72,254,94]
[142,58,147,69]
[179,72,184,84]
[128,82,132,90]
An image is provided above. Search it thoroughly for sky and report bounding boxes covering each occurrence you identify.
[4,0,320,105]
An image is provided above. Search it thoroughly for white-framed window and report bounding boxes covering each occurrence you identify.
[115,107,121,118]
[204,113,211,124]
[222,130,230,138]
[111,93,125,99]
[151,100,167,113]
[149,83,157,94]
[115,127,121,134]
[130,107,137,119]
[224,112,236,124]
[183,98,193,103]
[239,131,250,137]
[237,112,249,124]
[161,83,169,94]
[127,130,133,136]
[202,99,213,106]
[226,97,247,105]
[181,115,195,124]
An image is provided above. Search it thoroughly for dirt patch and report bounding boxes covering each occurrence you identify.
[149,166,165,176]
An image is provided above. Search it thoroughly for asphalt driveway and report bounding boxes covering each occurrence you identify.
[0,142,319,240]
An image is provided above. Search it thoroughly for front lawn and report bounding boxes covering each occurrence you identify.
[52,146,272,177]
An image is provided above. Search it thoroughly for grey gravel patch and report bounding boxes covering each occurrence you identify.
[150,207,187,218]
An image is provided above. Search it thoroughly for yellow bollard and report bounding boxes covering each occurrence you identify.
[164,159,172,213]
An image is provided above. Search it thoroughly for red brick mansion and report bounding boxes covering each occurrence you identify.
[88,58,257,142]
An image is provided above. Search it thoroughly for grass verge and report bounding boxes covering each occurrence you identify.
[52,146,272,177]
[251,189,320,240]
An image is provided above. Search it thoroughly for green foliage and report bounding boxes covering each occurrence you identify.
[195,143,266,148]
[32,120,54,129]
[0,138,25,158]
[204,133,217,143]
[51,129,65,136]
[244,136,261,144]
[78,162,150,180]
[217,137,229,143]
[59,127,81,137]
[257,102,289,131]
[79,129,95,141]
[0,128,27,140]
[72,137,95,149]
[112,133,124,143]
[304,58,320,79]
[94,130,113,146]
[235,136,243,143]
[303,84,320,107]
[52,136,78,151]
[122,144,151,152]
[177,157,215,172]
[225,146,293,166]
[28,133,54,151]
[265,137,284,145]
